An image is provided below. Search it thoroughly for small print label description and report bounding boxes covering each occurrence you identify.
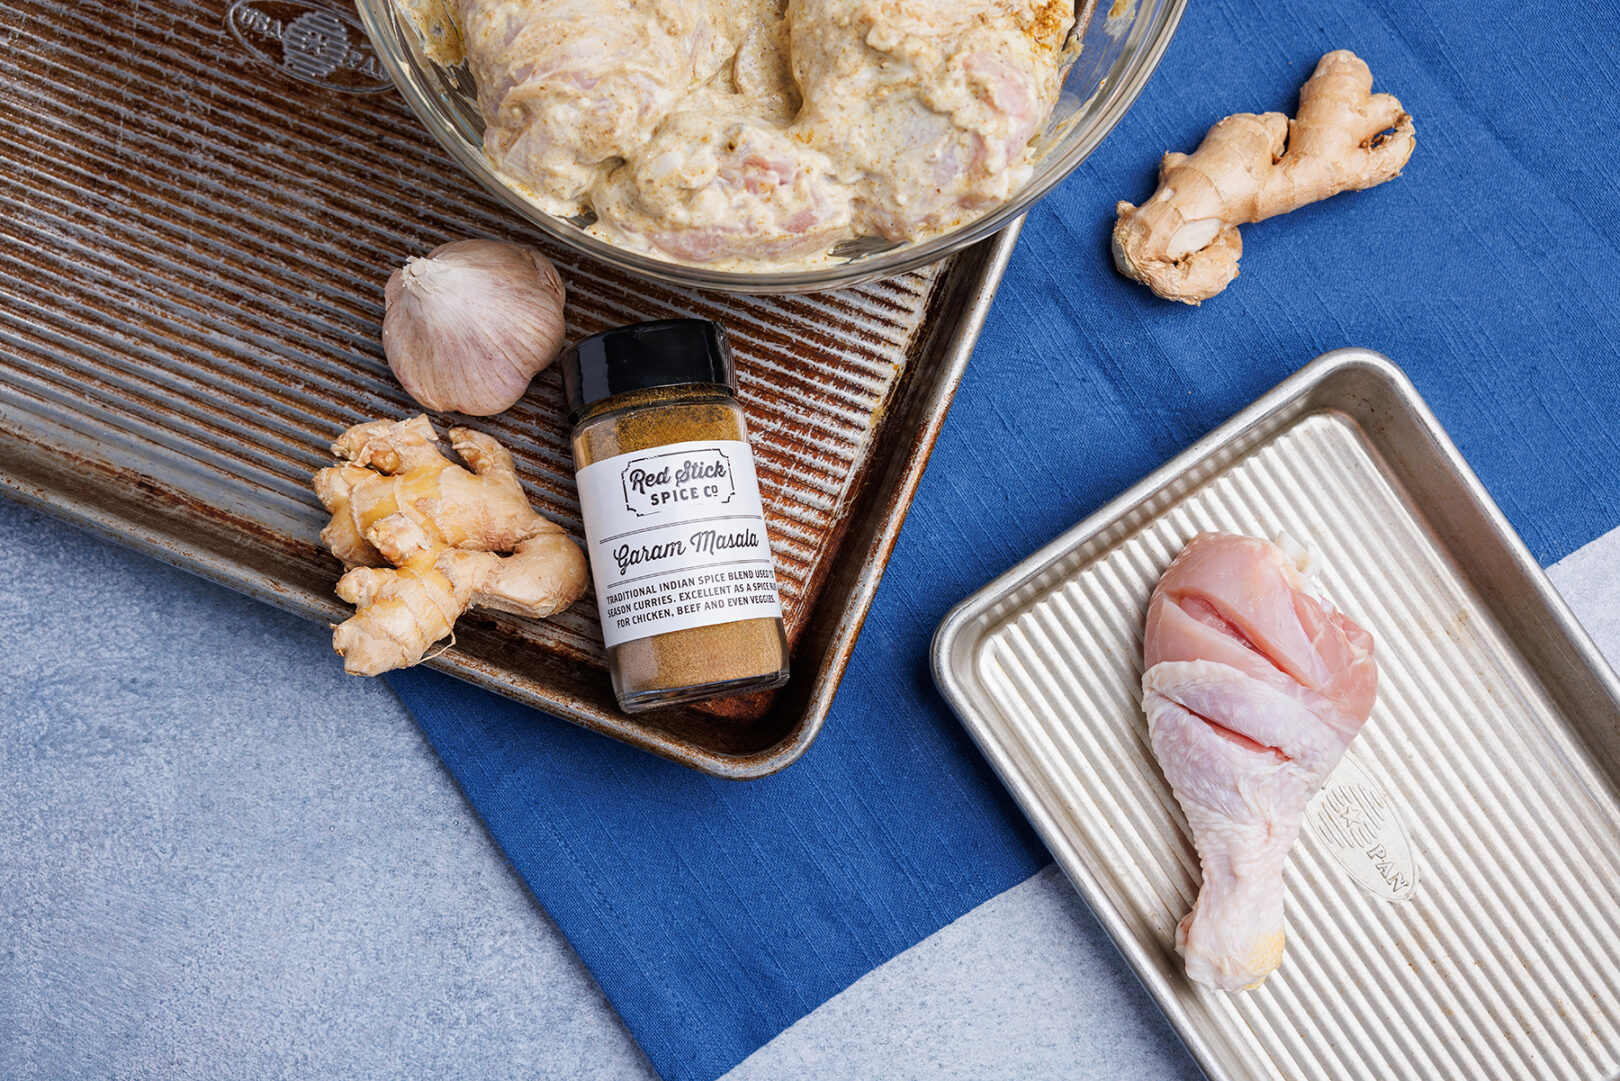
[576,439,782,648]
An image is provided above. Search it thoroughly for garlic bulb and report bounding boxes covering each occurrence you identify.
[382,238,567,416]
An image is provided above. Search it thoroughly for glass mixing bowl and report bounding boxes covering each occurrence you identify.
[355,0,1185,293]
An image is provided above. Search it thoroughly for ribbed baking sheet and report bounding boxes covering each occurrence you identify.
[0,0,1018,776]
[934,350,1620,1081]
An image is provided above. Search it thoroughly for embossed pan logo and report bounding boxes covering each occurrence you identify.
[227,0,392,93]
[1307,756,1420,902]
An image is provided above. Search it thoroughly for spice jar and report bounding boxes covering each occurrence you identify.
[560,319,790,713]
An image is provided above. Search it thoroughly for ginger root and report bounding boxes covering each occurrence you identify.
[1112,50,1415,304]
[312,415,588,676]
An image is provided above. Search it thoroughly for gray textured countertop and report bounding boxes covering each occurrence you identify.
[1,500,656,1081]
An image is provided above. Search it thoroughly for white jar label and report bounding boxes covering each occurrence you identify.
[575,438,783,649]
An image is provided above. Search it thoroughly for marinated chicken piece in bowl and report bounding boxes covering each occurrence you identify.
[591,109,855,265]
[457,0,734,217]
[416,0,1078,269]
[788,0,1073,241]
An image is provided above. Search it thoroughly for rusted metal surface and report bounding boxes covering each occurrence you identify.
[0,0,1019,777]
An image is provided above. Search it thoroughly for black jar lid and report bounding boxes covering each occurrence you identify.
[559,319,735,421]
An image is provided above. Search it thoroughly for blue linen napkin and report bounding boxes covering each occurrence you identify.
[388,0,1620,1077]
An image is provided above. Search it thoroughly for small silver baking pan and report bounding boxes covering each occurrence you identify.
[933,349,1620,1081]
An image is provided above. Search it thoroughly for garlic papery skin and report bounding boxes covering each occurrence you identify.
[382,238,567,416]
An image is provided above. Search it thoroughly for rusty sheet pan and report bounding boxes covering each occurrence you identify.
[934,349,1620,1081]
[0,0,1021,778]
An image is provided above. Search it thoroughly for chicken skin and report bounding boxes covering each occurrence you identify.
[1142,532,1378,991]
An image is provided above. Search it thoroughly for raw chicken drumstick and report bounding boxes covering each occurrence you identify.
[1142,532,1378,991]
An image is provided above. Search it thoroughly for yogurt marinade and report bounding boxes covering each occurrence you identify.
[408,0,1075,269]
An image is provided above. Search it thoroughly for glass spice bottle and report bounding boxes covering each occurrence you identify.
[560,319,790,713]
